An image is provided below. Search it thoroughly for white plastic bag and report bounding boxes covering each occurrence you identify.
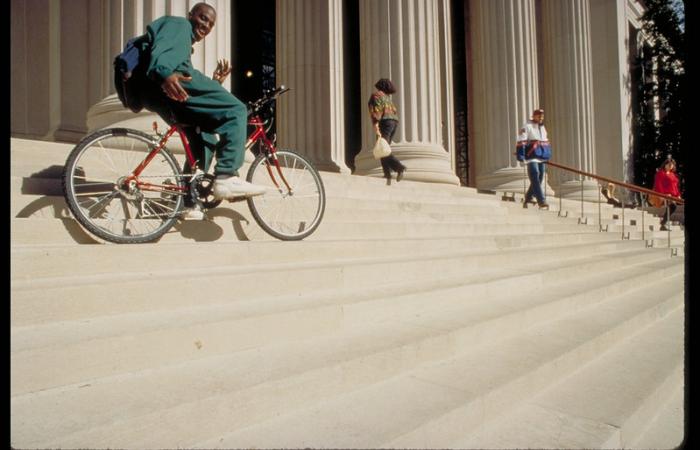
[372,136,392,159]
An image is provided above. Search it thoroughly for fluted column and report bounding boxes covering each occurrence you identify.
[276,0,350,173]
[541,0,599,200]
[354,0,459,185]
[86,0,231,152]
[470,0,544,193]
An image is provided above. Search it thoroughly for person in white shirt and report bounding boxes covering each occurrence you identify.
[516,108,551,209]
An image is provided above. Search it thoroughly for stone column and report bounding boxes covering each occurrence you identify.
[470,0,543,193]
[275,0,350,173]
[86,0,232,153]
[541,0,599,200]
[10,0,61,140]
[437,0,456,173]
[354,0,459,185]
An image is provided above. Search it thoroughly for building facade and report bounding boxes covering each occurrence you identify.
[10,0,647,197]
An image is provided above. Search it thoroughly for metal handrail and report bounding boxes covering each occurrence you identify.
[546,160,684,205]
[518,159,683,253]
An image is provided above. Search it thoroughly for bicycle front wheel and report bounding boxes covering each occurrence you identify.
[246,149,326,240]
[62,128,185,243]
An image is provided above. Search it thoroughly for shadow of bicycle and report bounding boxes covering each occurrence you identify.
[171,207,252,242]
[15,165,256,244]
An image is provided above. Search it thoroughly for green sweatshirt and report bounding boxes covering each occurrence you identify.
[146,16,196,82]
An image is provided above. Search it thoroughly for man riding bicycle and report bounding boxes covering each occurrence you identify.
[132,2,267,219]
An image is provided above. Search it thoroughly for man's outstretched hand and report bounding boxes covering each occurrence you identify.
[161,72,192,102]
[213,59,231,84]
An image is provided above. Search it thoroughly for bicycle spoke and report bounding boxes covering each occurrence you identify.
[247,150,324,240]
[141,200,165,220]
[146,198,179,213]
[64,129,184,243]
[83,191,120,213]
[97,140,120,175]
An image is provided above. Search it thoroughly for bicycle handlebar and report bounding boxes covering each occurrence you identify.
[248,85,290,115]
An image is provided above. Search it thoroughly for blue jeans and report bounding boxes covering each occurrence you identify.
[525,161,547,204]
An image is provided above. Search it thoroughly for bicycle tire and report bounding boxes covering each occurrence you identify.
[246,149,326,240]
[62,128,185,244]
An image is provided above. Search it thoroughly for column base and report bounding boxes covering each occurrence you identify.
[354,143,459,185]
[310,158,352,174]
[86,94,175,143]
[553,179,602,202]
[477,166,530,193]
[477,166,555,196]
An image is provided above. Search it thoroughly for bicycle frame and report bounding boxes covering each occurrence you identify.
[123,125,195,196]
[245,115,293,192]
[123,86,294,198]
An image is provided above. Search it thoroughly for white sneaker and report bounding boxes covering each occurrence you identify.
[212,176,268,199]
[181,205,205,220]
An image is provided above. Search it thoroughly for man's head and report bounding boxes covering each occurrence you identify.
[189,3,217,42]
[532,108,544,124]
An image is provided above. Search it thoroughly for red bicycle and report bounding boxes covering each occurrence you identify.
[62,86,326,243]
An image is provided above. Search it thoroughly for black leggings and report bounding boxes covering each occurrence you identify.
[661,202,677,225]
[378,119,405,177]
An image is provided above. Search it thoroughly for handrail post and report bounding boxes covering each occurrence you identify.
[666,202,671,248]
[558,169,563,216]
[598,184,602,231]
[523,163,527,205]
[580,176,584,220]
[641,203,645,241]
[544,166,548,206]
[620,188,626,239]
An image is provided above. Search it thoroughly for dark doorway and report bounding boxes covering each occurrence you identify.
[452,0,469,186]
[230,0,276,104]
[343,0,361,172]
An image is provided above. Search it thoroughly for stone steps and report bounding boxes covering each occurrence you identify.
[451,305,684,449]
[194,274,682,449]
[11,215,609,245]
[9,232,625,280]
[628,372,684,449]
[10,256,682,449]
[10,137,686,449]
[11,240,662,327]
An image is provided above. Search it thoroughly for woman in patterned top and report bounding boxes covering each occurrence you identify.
[369,78,407,182]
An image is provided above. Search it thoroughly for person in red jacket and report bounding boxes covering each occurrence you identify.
[652,156,681,230]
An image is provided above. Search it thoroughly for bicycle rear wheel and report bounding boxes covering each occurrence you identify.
[62,128,185,243]
[246,149,326,240]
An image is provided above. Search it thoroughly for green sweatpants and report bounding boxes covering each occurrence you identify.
[145,71,247,176]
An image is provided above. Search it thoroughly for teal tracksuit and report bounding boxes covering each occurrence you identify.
[142,16,246,176]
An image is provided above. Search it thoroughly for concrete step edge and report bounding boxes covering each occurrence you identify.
[11,244,676,328]
[12,257,683,356]
[11,239,655,291]
[10,232,625,279]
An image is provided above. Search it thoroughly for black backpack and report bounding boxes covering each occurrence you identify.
[113,34,150,113]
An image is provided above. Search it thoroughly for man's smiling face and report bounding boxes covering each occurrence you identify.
[189,4,216,42]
